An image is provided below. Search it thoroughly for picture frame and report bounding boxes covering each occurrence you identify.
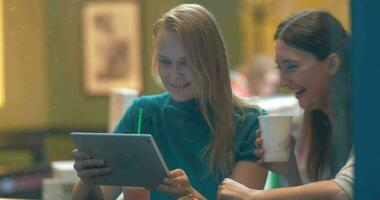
[83,1,142,96]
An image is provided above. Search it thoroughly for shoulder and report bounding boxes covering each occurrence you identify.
[235,104,265,122]
[232,106,264,162]
[233,105,264,135]
[244,106,266,117]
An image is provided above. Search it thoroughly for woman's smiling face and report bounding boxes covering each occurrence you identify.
[275,39,331,110]
[155,28,196,102]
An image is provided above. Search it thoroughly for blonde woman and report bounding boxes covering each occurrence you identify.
[72,4,267,200]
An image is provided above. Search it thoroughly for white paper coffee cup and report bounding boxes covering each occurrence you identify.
[258,115,293,162]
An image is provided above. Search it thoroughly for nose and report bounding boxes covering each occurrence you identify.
[169,64,185,81]
[279,70,290,87]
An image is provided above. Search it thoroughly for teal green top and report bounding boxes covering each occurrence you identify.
[114,93,263,200]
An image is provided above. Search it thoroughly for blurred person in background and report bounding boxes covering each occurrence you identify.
[231,55,280,98]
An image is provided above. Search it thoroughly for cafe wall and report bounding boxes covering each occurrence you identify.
[45,0,109,129]
[0,0,48,132]
[240,0,350,59]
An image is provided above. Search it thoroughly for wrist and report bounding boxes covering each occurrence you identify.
[72,180,102,200]
[249,190,265,200]
[78,179,95,190]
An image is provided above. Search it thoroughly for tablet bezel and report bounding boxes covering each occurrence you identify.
[71,132,169,188]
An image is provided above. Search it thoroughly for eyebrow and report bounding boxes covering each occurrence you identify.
[276,59,299,65]
[157,55,186,60]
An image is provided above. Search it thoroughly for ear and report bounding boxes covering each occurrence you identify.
[326,53,340,76]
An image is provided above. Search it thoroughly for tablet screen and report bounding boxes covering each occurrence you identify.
[71,132,169,188]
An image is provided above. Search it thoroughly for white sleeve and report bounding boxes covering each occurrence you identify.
[332,148,355,200]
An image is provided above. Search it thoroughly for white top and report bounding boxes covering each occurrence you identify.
[332,148,354,199]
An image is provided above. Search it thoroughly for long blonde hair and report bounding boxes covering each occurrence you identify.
[152,4,244,177]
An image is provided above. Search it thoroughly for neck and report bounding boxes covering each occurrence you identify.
[321,102,331,119]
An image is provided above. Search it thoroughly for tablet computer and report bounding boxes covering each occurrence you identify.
[71,132,169,188]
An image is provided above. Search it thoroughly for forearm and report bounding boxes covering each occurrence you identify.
[231,161,268,189]
[72,180,104,200]
[252,180,349,200]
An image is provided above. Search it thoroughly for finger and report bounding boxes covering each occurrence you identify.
[74,159,106,170]
[216,186,223,198]
[77,167,112,179]
[217,189,226,200]
[256,129,262,138]
[256,159,266,167]
[163,176,187,188]
[168,168,185,178]
[255,137,263,147]
[72,149,91,160]
[163,178,178,187]
[163,169,188,188]
[216,185,227,200]
[222,178,232,184]
[255,149,264,158]
[166,175,188,185]
[156,183,182,196]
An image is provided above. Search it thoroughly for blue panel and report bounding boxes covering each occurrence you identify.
[351,0,380,199]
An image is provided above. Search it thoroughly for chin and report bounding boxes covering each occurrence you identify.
[298,99,312,110]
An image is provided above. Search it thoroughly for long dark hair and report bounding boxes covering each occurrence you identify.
[274,9,351,180]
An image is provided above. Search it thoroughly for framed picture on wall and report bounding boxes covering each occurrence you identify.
[83,1,142,96]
